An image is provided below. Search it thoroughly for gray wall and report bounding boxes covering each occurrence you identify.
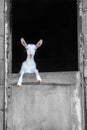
[83,0,87,129]
[0,0,86,130]
[0,0,5,130]
[7,72,82,130]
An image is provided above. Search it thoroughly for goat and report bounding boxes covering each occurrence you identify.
[17,38,43,86]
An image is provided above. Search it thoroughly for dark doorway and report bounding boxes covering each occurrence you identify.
[12,0,78,73]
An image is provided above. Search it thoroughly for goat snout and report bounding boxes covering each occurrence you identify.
[29,54,33,58]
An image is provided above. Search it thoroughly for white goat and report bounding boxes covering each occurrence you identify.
[17,38,43,86]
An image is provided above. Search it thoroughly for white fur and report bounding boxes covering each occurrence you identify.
[17,38,43,86]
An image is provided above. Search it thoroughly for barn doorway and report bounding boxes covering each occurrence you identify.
[12,0,77,73]
[6,1,84,130]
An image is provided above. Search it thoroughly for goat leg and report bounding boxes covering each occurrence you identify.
[35,69,42,83]
[17,71,24,86]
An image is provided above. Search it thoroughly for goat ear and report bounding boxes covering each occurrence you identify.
[36,39,43,48]
[20,38,27,48]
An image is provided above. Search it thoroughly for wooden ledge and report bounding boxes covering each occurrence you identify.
[7,72,77,85]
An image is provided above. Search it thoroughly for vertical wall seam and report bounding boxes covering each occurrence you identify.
[4,0,8,129]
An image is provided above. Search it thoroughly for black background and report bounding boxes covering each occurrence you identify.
[12,0,78,72]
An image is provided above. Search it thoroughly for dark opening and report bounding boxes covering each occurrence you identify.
[12,0,78,73]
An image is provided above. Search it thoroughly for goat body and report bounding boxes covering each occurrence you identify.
[20,59,36,73]
[17,38,43,86]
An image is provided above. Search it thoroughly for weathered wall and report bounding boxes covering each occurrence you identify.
[0,0,5,83]
[82,0,87,129]
[8,84,71,130]
[0,0,5,130]
[6,72,83,130]
[0,0,85,130]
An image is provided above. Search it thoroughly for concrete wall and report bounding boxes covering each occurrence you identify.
[8,84,72,130]
[6,72,83,130]
[0,0,86,130]
[81,0,87,129]
[82,0,87,129]
[0,0,5,130]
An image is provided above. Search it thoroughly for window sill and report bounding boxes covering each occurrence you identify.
[7,72,77,85]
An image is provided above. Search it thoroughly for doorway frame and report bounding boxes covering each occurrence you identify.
[4,0,85,130]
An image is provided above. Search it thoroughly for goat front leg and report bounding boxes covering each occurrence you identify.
[17,71,24,87]
[35,69,42,83]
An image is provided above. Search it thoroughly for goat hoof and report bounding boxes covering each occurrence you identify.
[37,80,42,84]
[17,84,21,87]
